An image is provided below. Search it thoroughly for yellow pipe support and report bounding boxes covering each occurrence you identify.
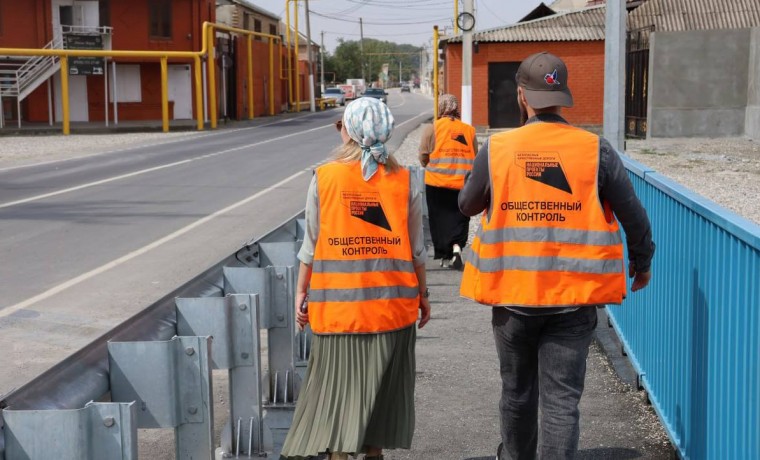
[0,21,282,135]
[60,56,70,135]
[160,57,169,132]
[269,38,275,116]
[454,0,459,35]
[248,36,254,120]
[295,0,300,113]
[433,26,439,122]
[194,56,204,131]
[208,29,217,129]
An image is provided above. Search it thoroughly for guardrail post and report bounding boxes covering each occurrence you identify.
[222,266,301,453]
[175,294,271,458]
[108,336,213,460]
[2,402,137,460]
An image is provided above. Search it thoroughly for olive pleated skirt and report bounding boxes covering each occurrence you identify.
[280,325,417,459]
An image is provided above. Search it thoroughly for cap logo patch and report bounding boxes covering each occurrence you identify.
[544,69,560,86]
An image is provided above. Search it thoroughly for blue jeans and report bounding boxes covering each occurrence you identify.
[492,307,598,460]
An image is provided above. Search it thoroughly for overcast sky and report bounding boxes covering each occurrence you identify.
[249,0,548,53]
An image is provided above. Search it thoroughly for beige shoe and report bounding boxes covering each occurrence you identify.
[329,453,349,460]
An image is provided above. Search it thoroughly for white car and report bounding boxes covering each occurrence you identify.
[323,87,346,106]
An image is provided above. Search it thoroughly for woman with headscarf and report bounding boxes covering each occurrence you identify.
[280,97,431,460]
[418,94,478,269]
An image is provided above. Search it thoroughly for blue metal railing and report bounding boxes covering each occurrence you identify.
[611,155,760,460]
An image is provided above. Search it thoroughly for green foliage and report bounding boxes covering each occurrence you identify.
[323,38,423,86]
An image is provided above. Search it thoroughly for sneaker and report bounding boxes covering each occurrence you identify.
[451,244,463,270]
[495,442,504,460]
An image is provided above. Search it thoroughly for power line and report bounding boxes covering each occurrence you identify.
[477,0,508,24]
[311,10,449,25]
[322,30,434,37]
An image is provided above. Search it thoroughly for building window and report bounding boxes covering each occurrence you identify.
[99,0,111,27]
[149,0,172,40]
[254,18,262,41]
[269,24,277,38]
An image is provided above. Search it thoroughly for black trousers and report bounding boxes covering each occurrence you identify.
[425,184,469,260]
[492,307,598,460]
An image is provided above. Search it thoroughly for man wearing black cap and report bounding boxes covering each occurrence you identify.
[458,52,655,459]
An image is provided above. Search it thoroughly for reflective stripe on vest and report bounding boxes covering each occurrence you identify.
[424,117,476,189]
[460,122,626,307]
[310,161,419,334]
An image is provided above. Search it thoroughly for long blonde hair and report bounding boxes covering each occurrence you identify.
[331,139,400,173]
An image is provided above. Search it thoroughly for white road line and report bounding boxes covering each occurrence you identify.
[395,111,431,128]
[0,111,334,174]
[0,123,333,209]
[389,93,407,109]
[0,169,307,318]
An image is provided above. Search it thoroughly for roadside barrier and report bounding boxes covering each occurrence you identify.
[0,213,309,459]
[611,155,760,460]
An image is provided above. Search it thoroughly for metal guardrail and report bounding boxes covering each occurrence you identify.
[0,166,432,459]
[610,155,760,460]
[0,212,310,459]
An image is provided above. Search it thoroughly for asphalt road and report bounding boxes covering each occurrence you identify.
[0,90,433,396]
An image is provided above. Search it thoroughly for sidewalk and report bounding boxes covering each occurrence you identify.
[386,124,674,459]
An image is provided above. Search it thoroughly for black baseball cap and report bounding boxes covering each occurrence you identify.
[516,52,574,109]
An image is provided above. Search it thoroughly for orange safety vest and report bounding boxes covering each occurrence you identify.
[460,122,626,307]
[424,117,477,190]
[309,161,420,334]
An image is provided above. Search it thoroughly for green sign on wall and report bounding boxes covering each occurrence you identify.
[63,34,104,76]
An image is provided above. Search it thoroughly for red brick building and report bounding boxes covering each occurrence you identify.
[441,5,606,129]
[0,0,215,125]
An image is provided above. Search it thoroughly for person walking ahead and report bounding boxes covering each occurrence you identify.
[280,97,431,460]
[419,94,478,269]
[458,52,655,460]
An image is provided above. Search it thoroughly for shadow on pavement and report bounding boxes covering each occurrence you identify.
[576,447,642,459]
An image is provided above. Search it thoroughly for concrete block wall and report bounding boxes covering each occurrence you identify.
[747,28,760,140]
[648,29,752,138]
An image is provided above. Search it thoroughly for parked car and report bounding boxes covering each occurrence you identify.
[400,84,411,93]
[363,88,388,104]
[323,87,346,106]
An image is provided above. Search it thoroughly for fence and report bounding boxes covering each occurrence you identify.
[0,212,310,459]
[610,156,760,460]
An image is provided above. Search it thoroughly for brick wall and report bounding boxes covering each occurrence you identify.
[443,41,605,128]
[234,36,286,119]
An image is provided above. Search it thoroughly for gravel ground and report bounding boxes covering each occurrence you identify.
[0,131,203,170]
[626,137,760,225]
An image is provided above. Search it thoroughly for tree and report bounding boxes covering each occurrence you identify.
[323,38,423,86]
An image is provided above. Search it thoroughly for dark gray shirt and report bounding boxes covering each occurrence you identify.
[458,113,655,315]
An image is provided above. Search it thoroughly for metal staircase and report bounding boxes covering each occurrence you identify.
[0,36,63,128]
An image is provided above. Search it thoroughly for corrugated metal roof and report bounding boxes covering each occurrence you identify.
[629,0,760,31]
[230,0,281,20]
[445,5,606,43]
[445,0,760,44]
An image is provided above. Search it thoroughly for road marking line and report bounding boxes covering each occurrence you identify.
[0,111,334,174]
[0,169,307,317]
[0,124,333,209]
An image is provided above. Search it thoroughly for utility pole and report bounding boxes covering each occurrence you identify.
[461,0,474,124]
[359,17,365,80]
[604,0,626,150]
[399,60,402,86]
[305,0,315,112]
[320,30,325,93]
